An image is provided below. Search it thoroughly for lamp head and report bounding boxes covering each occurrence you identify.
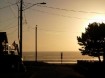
[40,2,46,4]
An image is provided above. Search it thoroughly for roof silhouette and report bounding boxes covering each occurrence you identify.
[0,32,8,43]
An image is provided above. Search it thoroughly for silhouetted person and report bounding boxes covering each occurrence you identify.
[61,52,63,64]
[12,41,19,55]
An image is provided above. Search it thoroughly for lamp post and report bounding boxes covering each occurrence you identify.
[35,25,37,62]
[19,0,46,58]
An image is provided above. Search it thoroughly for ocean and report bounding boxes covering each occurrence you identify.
[22,51,98,64]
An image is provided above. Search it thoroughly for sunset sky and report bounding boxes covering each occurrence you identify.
[1,0,105,52]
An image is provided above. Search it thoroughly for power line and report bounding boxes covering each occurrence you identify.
[0,2,18,10]
[4,0,18,19]
[30,9,105,21]
[24,2,105,15]
[0,17,17,24]
[0,18,17,28]
[0,24,17,31]
[28,26,81,34]
[0,19,18,36]
[7,27,18,35]
[37,5,105,15]
[23,11,27,24]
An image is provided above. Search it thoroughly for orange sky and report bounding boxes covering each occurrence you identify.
[1,0,105,52]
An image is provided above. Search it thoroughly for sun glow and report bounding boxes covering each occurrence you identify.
[88,15,105,24]
[84,15,105,28]
[82,15,105,32]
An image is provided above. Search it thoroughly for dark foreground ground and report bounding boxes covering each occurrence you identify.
[0,61,104,78]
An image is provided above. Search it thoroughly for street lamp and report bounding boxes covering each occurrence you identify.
[23,2,46,10]
[19,0,46,58]
[39,2,46,4]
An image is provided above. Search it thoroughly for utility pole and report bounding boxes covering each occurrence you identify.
[19,0,23,58]
[35,25,37,62]
[19,0,46,59]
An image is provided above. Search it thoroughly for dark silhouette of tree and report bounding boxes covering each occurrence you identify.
[77,22,105,62]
